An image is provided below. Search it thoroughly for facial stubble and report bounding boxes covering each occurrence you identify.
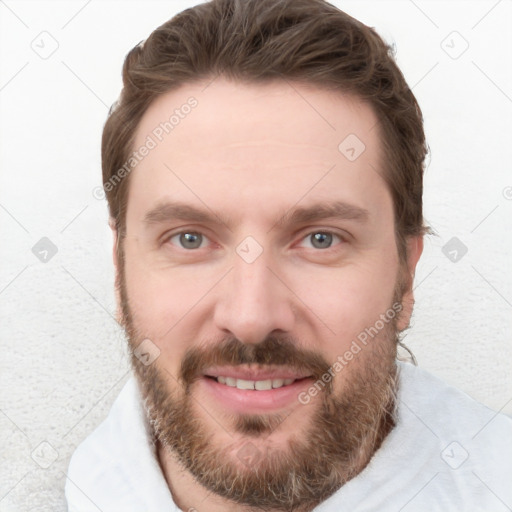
[118,254,401,511]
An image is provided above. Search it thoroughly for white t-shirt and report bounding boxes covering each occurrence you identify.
[65,362,512,511]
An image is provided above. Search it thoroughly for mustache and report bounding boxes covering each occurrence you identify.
[180,335,332,389]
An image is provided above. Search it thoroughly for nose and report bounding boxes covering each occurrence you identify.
[213,249,296,344]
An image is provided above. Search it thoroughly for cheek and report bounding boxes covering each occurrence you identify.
[122,241,226,368]
[123,262,197,376]
[122,243,195,339]
[289,256,399,347]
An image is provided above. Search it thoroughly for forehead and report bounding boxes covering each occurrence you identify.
[127,78,389,228]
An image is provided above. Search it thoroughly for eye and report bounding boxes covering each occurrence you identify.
[299,231,343,250]
[168,231,208,250]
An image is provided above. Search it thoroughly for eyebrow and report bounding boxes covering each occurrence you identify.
[273,201,370,230]
[144,202,230,227]
[143,200,369,230]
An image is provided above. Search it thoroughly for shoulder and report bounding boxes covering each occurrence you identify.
[397,361,512,441]
[319,363,512,512]
[65,377,151,511]
[396,362,512,509]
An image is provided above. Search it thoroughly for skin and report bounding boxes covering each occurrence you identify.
[112,78,423,511]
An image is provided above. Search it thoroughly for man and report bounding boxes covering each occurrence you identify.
[65,0,512,510]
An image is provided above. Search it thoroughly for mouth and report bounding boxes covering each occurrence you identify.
[199,366,314,413]
[205,375,306,390]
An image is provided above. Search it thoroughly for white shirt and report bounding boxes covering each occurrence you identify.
[65,362,512,511]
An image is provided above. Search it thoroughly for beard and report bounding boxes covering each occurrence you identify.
[118,260,402,511]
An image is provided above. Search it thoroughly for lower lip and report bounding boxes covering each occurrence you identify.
[199,376,313,413]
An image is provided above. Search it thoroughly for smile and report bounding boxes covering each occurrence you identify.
[199,366,314,412]
[210,376,298,390]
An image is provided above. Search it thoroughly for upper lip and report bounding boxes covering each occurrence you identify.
[203,365,312,381]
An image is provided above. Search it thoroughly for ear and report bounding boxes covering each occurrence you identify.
[109,219,124,327]
[396,236,424,331]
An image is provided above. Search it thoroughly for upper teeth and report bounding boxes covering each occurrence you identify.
[216,376,295,390]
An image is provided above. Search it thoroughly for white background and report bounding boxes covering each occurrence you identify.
[0,0,511,510]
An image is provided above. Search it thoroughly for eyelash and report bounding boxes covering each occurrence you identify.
[163,229,346,251]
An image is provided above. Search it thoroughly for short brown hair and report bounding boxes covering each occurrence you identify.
[102,0,428,261]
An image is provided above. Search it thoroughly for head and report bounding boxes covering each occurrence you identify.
[102,0,427,509]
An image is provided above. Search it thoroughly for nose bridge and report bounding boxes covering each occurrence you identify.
[213,246,294,344]
[233,253,273,305]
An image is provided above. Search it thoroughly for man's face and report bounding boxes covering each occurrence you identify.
[117,79,418,509]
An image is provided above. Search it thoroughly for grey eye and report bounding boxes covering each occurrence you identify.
[178,232,204,249]
[310,232,333,249]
